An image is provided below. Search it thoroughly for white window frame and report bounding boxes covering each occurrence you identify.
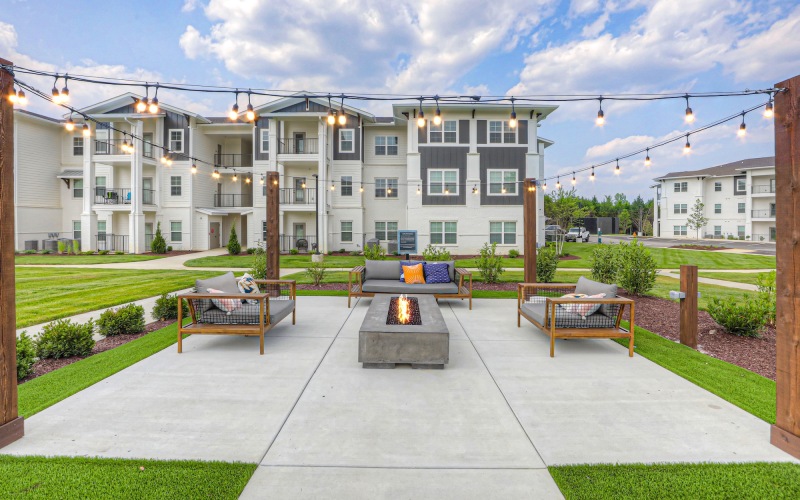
[73,178,84,199]
[374,178,398,199]
[736,178,746,192]
[714,203,721,214]
[339,129,354,153]
[488,169,518,196]
[73,137,84,156]
[262,221,267,241]
[375,221,398,241]
[738,202,745,214]
[488,120,517,144]
[737,225,746,238]
[673,225,687,236]
[72,220,81,240]
[714,226,722,237]
[673,203,687,214]
[170,176,182,196]
[490,221,516,245]
[260,129,269,154]
[340,176,353,197]
[340,221,353,243]
[170,221,182,242]
[430,221,457,245]
[374,135,399,156]
[429,120,458,143]
[428,169,459,196]
[673,181,688,192]
[169,129,184,153]
[714,181,722,192]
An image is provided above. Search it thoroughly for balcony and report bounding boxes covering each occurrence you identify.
[752,184,776,194]
[94,187,156,206]
[214,193,253,208]
[280,234,317,253]
[94,139,155,159]
[751,208,776,218]
[279,188,317,205]
[96,233,128,252]
[279,138,319,155]
[214,153,253,168]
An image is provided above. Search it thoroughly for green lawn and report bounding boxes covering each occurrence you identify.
[16,268,220,328]
[15,254,165,265]
[183,254,365,268]
[0,456,256,499]
[549,462,800,499]
[698,271,765,286]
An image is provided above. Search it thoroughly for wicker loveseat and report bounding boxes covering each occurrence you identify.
[518,276,634,357]
[177,272,296,354]
[348,260,472,309]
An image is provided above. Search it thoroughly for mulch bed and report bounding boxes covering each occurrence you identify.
[19,319,175,385]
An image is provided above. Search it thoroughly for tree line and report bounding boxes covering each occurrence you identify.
[544,189,655,235]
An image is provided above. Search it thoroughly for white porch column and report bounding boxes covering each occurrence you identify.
[129,120,146,253]
[80,125,96,251]
[318,119,327,253]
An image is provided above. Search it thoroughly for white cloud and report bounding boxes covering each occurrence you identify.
[581,10,610,37]
[569,0,602,17]
[182,0,202,13]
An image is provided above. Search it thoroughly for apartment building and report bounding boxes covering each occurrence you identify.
[653,156,776,241]
[13,93,556,254]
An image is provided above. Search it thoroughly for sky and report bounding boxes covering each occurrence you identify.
[2,0,799,200]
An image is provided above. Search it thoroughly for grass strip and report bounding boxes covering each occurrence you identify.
[15,254,165,265]
[549,462,800,500]
[0,455,256,499]
[18,324,182,418]
[698,271,766,286]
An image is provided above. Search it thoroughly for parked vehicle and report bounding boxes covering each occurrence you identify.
[545,225,565,242]
[565,227,590,242]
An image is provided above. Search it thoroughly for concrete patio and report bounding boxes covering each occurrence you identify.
[2,297,795,499]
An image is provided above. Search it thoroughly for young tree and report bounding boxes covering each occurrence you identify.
[227,224,241,255]
[686,198,709,241]
[618,209,632,234]
[544,188,588,254]
[151,222,167,254]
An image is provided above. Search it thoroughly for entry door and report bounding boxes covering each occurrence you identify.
[209,222,221,249]
[294,223,306,241]
[295,177,306,203]
[142,177,154,205]
[294,132,305,154]
[145,222,154,251]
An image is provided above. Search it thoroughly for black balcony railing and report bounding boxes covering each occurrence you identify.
[214,193,253,207]
[752,184,776,194]
[214,153,253,168]
[752,209,776,218]
[93,139,155,158]
[96,233,128,252]
[279,188,317,205]
[279,138,319,155]
[280,234,317,252]
[94,187,156,205]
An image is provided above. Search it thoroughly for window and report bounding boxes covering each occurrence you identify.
[262,221,267,241]
[714,203,721,214]
[490,221,516,244]
[673,225,687,236]
[429,120,457,143]
[341,176,353,196]
[375,178,398,198]
[673,182,688,192]
[673,203,687,214]
[430,221,457,245]
[169,130,184,153]
[95,127,109,154]
[714,181,722,192]
[143,133,153,158]
[170,221,182,242]
[375,221,398,241]
[170,176,182,196]
[341,221,353,242]
[738,202,745,214]
[73,179,84,198]
[95,176,106,198]
[489,120,516,143]
[73,221,81,240]
[73,137,84,156]
[737,226,745,239]
[428,169,458,195]
[714,226,722,237]
[260,129,269,154]
[770,203,776,216]
[339,129,354,153]
[375,136,399,155]
[736,178,746,193]
[770,227,777,242]
[488,170,517,195]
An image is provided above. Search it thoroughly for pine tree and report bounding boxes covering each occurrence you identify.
[686,199,710,241]
[151,222,167,254]
[227,225,241,255]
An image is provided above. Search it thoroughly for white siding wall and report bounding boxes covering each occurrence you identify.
[364,126,407,165]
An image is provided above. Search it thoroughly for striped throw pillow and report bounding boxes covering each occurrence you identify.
[207,288,242,314]
[402,264,426,284]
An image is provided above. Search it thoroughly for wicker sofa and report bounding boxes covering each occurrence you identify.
[177,272,296,355]
[517,276,634,357]
[348,260,472,309]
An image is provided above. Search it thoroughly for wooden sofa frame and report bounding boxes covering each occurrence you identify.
[348,265,473,309]
[517,283,635,357]
[177,279,296,355]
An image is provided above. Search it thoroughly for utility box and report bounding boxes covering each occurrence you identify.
[24,240,38,251]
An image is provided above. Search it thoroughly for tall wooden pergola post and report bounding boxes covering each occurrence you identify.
[523,178,537,283]
[772,74,800,459]
[0,57,23,449]
[265,171,280,280]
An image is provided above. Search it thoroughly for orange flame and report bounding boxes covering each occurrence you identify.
[397,295,410,324]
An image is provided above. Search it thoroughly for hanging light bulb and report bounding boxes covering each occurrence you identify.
[149,91,159,114]
[160,154,168,165]
[245,175,251,184]
[213,169,220,179]
[166,158,173,167]
[16,89,27,106]
[7,86,18,104]
[122,136,130,153]
[229,92,240,121]
[360,184,364,193]
[331,180,336,191]
[64,115,75,132]
[472,185,478,194]
[433,98,442,126]
[644,148,652,167]
[509,97,517,128]
[543,182,548,191]
[571,172,576,186]
[232,172,238,182]
[327,109,335,125]
[590,167,595,181]
[417,98,425,128]
[596,97,605,126]
[60,76,70,102]
[738,113,747,137]
[417,185,422,195]
[764,97,774,119]
[338,95,347,125]
[556,177,562,190]
[501,185,507,194]
[683,135,691,154]
[51,78,61,104]
[272,177,278,186]
[259,175,265,185]
[82,123,90,137]
[444,187,449,195]
[684,95,694,123]
[136,96,148,113]
[191,163,198,174]
[615,159,621,175]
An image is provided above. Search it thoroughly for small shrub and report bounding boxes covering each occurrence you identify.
[339,248,346,253]
[508,249,520,259]
[246,247,257,255]
[349,251,360,256]
[72,239,81,254]
[97,304,145,337]
[615,240,658,295]
[756,270,776,325]
[40,249,52,254]
[23,249,36,255]
[16,332,37,380]
[98,250,110,255]
[151,222,167,254]
[476,242,504,284]
[364,243,386,260]
[422,244,451,261]
[115,251,124,255]
[590,244,619,284]
[707,296,769,337]
[305,261,326,286]
[57,240,66,254]
[249,246,266,279]
[167,246,173,252]
[536,244,559,283]
[152,293,188,321]
[82,250,95,255]
[227,225,241,255]
[290,248,299,255]
[35,319,95,359]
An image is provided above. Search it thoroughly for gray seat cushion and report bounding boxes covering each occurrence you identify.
[574,276,618,316]
[362,279,459,295]
[195,271,240,313]
[520,303,615,329]
[365,260,401,281]
[199,299,295,325]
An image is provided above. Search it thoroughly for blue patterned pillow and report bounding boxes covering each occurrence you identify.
[399,260,425,281]
[424,262,451,284]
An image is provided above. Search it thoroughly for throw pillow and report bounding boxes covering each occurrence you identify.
[558,293,606,319]
[402,264,426,284]
[207,287,242,314]
[237,273,260,304]
[424,262,451,284]
[399,260,424,282]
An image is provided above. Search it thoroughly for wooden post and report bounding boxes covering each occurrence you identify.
[265,171,280,279]
[679,264,698,349]
[772,74,800,459]
[0,57,23,449]
[523,178,537,283]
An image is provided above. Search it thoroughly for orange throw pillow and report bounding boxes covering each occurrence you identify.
[402,264,426,284]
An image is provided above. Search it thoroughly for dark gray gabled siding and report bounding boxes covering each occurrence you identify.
[108,103,136,114]
[459,120,470,144]
[419,146,468,206]
[478,147,526,206]
[274,100,330,113]
[254,117,270,161]
[333,114,361,161]
[518,120,528,145]
[418,120,427,144]
[476,120,487,144]
[164,111,191,160]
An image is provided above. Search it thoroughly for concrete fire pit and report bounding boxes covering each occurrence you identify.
[358,294,449,369]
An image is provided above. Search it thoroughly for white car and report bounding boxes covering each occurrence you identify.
[565,227,590,242]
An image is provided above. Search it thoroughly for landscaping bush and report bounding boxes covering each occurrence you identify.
[23,249,36,254]
[249,246,267,280]
[290,248,299,255]
[151,222,167,254]
[707,295,770,337]
[508,249,520,259]
[57,240,66,254]
[35,319,95,359]
[476,242,504,284]
[16,331,37,380]
[227,225,241,255]
[349,251,360,256]
[82,250,95,255]
[364,243,386,260]
[152,293,188,321]
[167,246,173,252]
[756,270,776,325]
[590,244,619,284]
[615,240,658,295]
[536,244,559,283]
[422,244,451,261]
[339,248,346,253]
[40,249,52,254]
[98,250,110,255]
[305,262,326,286]
[96,304,145,337]
[115,251,125,255]
[72,240,81,254]
[246,247,257,254]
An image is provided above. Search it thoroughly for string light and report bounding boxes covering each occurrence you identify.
[444,187,449,195]
[417,185,421,195]
[738,113,747,137]
[683,134,691,154]
[232,172,238,182]
[245,92,256,121]
[64,114,75,132]
[245,175,251,184]
[644,148,651,167]
[327,96,335,125]
[51,77,62,104]
[543,181,548,191]
[149,85,159,114]
[501,185,507,194]
[614,159,620,175]
[684,95,695,123]
[166,157,173,167]
[360,184,364,193]
[82,123,90,137]
[272,178,278,186]
[571,172,576,185]
[259,175,265,185]
[387,187,392,195]
[229,91,239,121]
[472,185,478,194]
[212,169,220,179]
[764,96,774,119]
[433,97,442,126]
[135,88,148,112]
[509,97,517,128]
[416,98,425,128]
[590,167,595,181]
[556,177,561,190]
[15,89,26,106]
[191,163,198,174]
[596,97,605,126]
[160,155,168,165]
[60,76,69,102]
[338,95,346,125]
[331,180,336,191]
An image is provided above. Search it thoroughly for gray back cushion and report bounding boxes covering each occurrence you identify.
[196,271,239,294]
[574,276,617,316]
[442,260,456,282]
[365,260,401,281]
